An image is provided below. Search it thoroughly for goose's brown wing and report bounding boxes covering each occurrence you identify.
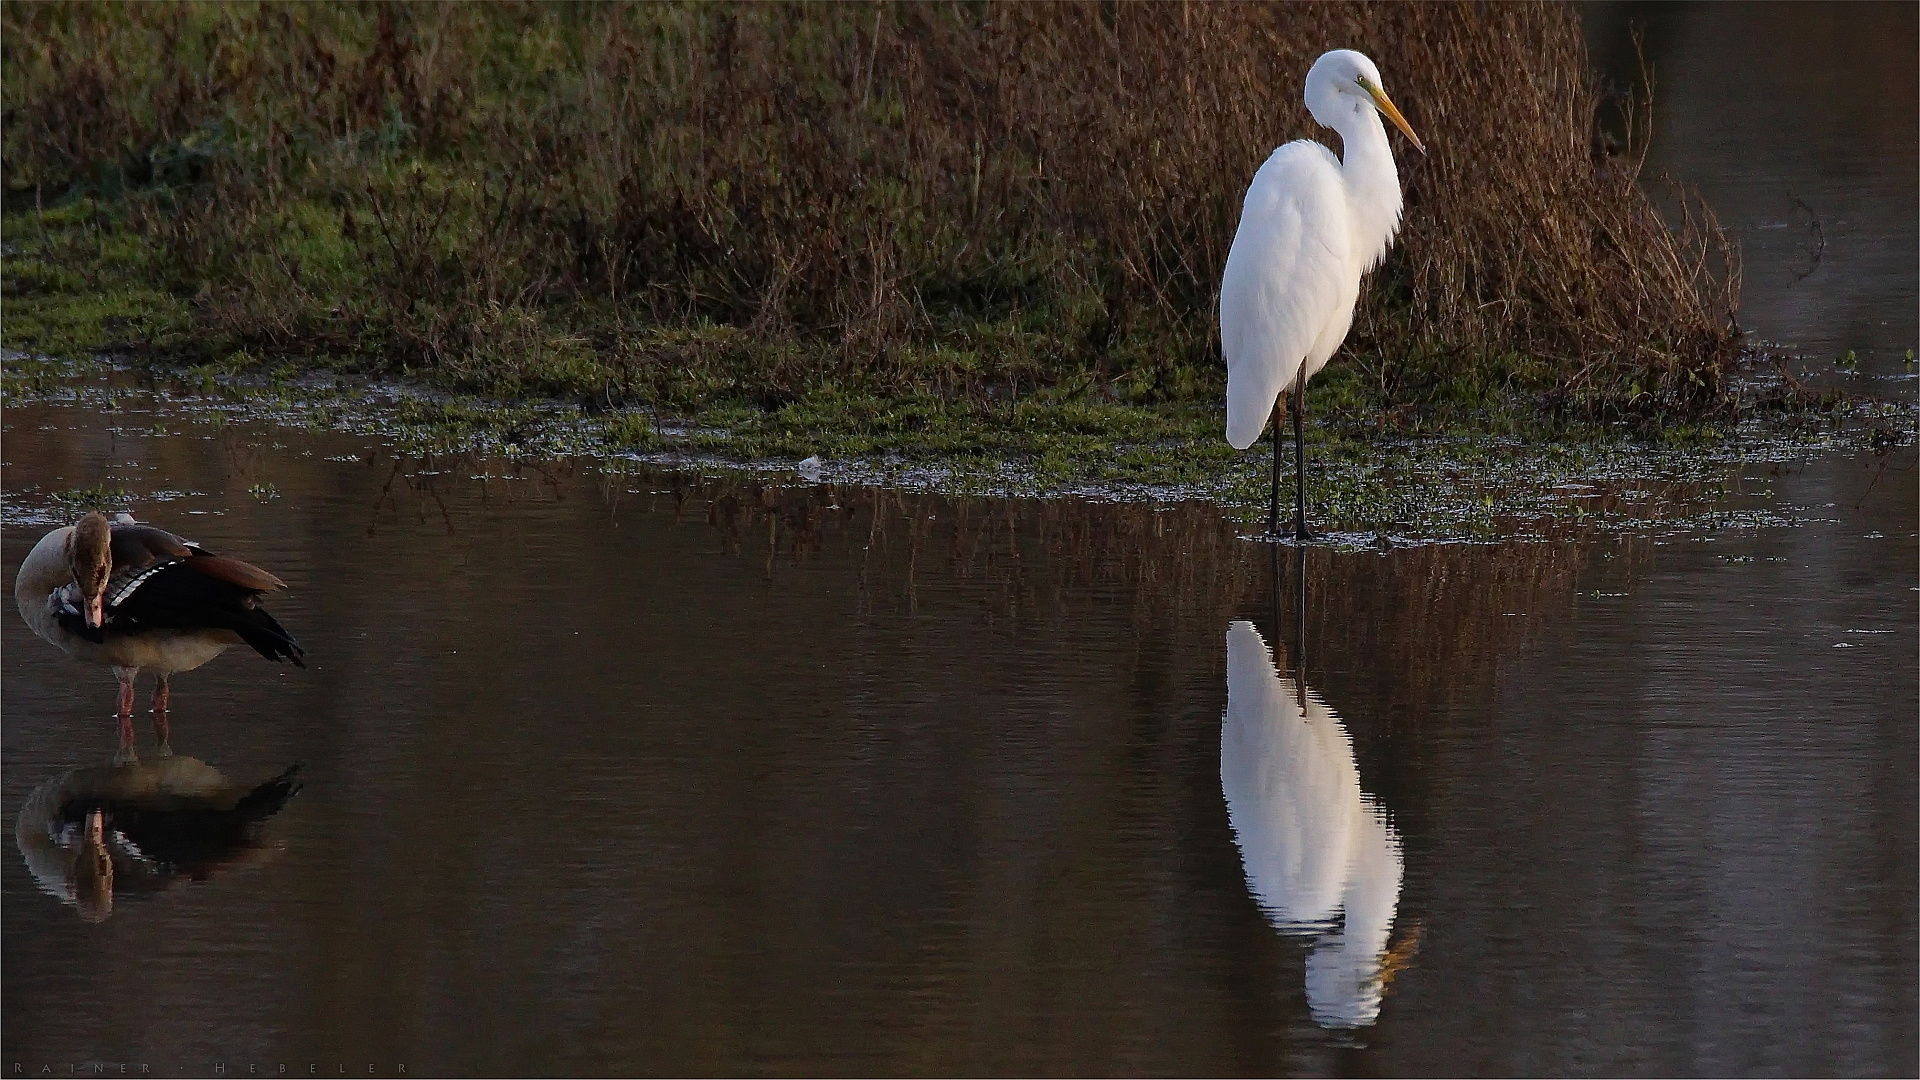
[183,555,286,592]
[109,523,197,567]
[109,522,286,592]
[79,561,304,666]
[64,522,300,662]
[104,523,198,599]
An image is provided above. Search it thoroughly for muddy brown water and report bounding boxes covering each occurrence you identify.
[3,402,1914,1076]
[5,6,1918,1077]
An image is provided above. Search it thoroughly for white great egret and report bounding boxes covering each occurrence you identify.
[1221,620,1407,1029]
[1222,49,1424,539]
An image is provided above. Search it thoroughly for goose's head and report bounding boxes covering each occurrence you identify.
[67,511,111,628]
[70,810,114,923]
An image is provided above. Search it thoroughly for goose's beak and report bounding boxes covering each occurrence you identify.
[83,594,104,629]
[1365,82,1426,156]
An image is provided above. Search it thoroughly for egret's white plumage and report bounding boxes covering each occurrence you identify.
[1221,620,1405,1029]
[1222,49,1422,535]
[1223,140,1363,452]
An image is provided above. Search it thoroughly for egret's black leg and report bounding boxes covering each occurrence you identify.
[1269,397,1283,537]
[1292,388,1312,541]
[1270,539,1282,643]
[1294,542,1307,672]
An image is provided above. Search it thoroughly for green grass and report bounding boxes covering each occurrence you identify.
[47,484,135,513]
[4,3,1742,425]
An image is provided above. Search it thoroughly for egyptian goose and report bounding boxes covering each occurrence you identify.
[14,755,302,921]
[14,511,305,760]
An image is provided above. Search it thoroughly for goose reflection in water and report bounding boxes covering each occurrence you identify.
[15,755,301,922]
[1221,620,1416,1029]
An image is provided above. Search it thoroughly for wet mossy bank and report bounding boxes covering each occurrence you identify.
[4,349,1907,546]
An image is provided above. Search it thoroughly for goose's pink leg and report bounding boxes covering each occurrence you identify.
[112,667,138,764]
[151,674,172,756]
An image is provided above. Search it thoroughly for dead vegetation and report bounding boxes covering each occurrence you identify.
[3,2,1738,420]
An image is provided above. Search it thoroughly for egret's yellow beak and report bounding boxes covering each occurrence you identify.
[1360,77,1425,155]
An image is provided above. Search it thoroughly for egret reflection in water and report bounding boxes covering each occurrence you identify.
[1221,618,1411,1029]
[15,755,301,922]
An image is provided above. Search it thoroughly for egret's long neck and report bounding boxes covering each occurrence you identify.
[1332,109,1404,272]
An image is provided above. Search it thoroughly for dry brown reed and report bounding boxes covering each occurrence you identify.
[2,2,1738,415]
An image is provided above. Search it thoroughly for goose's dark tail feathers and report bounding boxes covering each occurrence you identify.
[233,765,303,820]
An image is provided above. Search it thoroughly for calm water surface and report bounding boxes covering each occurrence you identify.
[5,5,1918,1076]
[3,403,1913,1076]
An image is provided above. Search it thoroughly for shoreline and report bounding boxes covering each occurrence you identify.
[4,352,1909,547]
